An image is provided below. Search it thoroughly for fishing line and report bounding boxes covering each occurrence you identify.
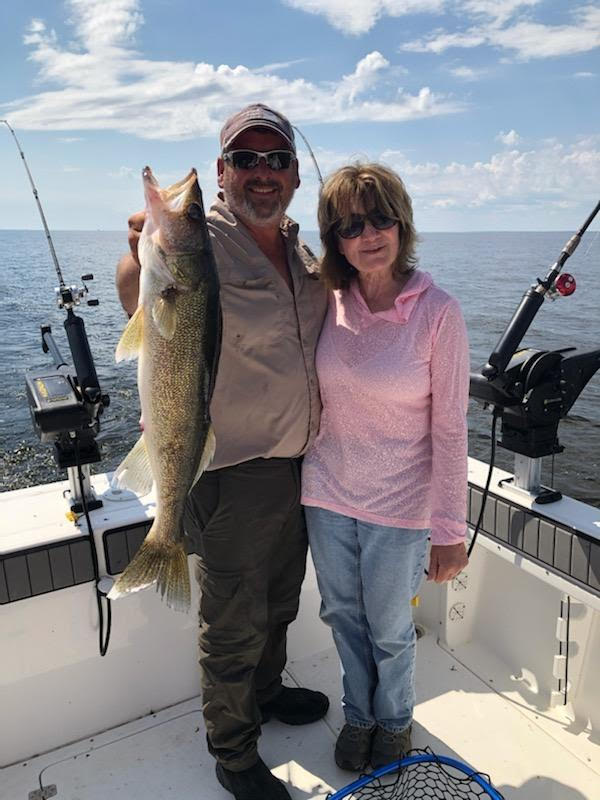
[582,228,599,258]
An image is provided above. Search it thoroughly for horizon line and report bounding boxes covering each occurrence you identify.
[1,227,597,235]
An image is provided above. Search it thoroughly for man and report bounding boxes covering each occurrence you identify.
[116,104,328,800]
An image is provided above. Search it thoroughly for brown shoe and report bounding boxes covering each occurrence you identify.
[334,723,375,771]
[370,725,412,769]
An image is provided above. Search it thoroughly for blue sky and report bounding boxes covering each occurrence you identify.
[0,0,598,231]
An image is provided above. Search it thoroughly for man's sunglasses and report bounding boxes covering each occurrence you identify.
[335,211,398,240]
[222,149,296,171]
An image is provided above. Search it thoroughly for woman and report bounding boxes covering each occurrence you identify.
[301,163,469,771]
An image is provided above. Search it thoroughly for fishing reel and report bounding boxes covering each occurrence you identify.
[55,273,99,310]
[470,345,600,459]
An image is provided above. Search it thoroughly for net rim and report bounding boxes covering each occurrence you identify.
[327,747,505,800]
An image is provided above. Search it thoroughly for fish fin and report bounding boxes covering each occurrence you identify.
[190,425,216,489]
[152,295,177,340]
[112,434,154,495]
[107,538,191,613]
[116,305,144,362]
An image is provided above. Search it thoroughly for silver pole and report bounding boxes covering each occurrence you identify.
[67,465,95,510]
[513,453,542,493]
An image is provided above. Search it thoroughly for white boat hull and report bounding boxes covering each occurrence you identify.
[1,460,599,798]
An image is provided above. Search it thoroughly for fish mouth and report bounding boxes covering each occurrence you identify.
[166,168,198,194]
[143,166,199,198]
[144,168,202,221]
[142,165,159,186]
[141,166,205,265]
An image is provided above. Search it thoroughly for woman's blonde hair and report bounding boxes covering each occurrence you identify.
[318,162,418,290]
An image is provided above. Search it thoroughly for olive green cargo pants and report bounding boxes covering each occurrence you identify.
[184,457,307,770]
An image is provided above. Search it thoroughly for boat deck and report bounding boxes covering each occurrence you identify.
[2,467,599,799]
[4,626,598,800]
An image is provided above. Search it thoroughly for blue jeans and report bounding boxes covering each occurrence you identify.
[305,506,428,733]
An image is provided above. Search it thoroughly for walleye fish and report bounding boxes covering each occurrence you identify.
[108,166,220,611]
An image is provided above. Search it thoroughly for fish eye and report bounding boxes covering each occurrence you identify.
[187,202,203,220]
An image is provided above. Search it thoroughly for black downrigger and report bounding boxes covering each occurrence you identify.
[24,283,109,513]
[469,200,600,552]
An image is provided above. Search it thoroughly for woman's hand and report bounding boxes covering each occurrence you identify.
[427,542,468,583]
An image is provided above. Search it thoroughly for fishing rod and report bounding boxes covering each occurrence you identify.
[293,124,324,187]
[1,120,67,290]
[1,119,98,315]
[1,119,109,499]
[481,199,600,381]
[2,119,105,393]
[3,119,112,655]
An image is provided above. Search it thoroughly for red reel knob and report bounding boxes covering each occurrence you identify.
[554,273,576,296]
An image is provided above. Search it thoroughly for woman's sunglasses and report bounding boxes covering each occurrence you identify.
[335,211,398,239]
[222,149,296,171]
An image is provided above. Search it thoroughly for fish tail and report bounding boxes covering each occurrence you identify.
[107,538,191,613]
[162,544,191,612]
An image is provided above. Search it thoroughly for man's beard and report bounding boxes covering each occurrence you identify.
[224,176,292,226]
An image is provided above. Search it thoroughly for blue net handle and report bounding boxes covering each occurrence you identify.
[327,752,505,800]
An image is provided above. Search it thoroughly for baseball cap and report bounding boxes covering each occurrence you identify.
[220,103,296,153]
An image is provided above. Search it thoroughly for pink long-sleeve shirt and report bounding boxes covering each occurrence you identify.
[301,270,469,545]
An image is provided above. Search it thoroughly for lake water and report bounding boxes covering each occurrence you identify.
[0,228,598,506]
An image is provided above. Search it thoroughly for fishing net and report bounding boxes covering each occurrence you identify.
[327,749,505,800]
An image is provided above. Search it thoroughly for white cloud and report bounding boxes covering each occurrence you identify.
[108,165,137,179]
[65,0,144,48]
[280,1,600,62]
[401,5,600,60]
[574,71,595,78]
[280,0,600,64]
[283,0,444,36]
[252,59,308,74]
[496,129,520,145]
[62,165,81,172]
[402,29,487,54]
[492,8,600,59]
[432,197,457,207]
[296,136,600,222]
[447,65,486,80]
[57,136,84,142]
[380,136,600,212]
[336,51,389,103]
[1,1,464,140]
[460,0,541,26]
